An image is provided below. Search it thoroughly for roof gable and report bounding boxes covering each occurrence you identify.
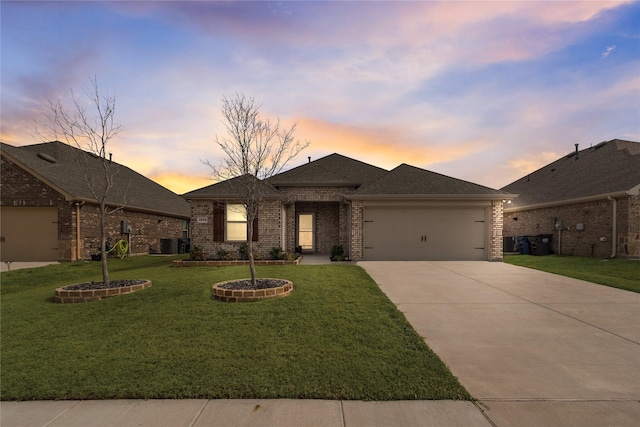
[501,139,640,208]
[1,141,190,218]
[182,173,281,199]
[268,153,387,186]
[353,164,507,197]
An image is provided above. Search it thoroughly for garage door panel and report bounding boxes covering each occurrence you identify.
[0,207,59,262]
[363,207,486,261]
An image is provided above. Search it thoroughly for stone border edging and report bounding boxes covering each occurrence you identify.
[53,280,152,303]
[211,279,293,302]
[173,257,302,267]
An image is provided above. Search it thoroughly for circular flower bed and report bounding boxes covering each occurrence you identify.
[212,278,293,302]
[63,279,147,291]
[53,280,152,303]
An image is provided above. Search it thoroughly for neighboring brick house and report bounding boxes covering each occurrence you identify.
[501,139,640,258]
[1,141,190,262]
[184,153,512,261]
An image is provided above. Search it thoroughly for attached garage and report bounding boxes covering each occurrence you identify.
[363,206,487,261]
[0,207,59,262]
[347,163,512,262]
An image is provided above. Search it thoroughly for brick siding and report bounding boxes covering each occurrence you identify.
[350,200,364,260]
[279,186,356,256]
[489,200,504,261]
[1,156,186,261]
[190,199,282,259]
[189,184,506,262]
[295,202,339,253]
[503,195,639,258]
[620,195,640,257]
[79,204,185,257]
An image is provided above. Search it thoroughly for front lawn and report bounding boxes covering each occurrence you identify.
[504,254,640,293]
[0,256,469,401]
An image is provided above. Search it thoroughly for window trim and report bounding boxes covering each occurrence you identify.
[226,203,248,242]
[212,203,259,243]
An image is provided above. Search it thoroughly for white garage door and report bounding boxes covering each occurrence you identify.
[363,207,487,261]
[0,207,59,262]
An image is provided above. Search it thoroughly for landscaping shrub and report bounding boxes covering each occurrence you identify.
[330,244,345,261]
[216,248,236,261]
[238,243,249,260]
[269,246,286,260]
[189,245,206,261]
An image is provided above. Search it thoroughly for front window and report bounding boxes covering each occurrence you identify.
[226,204,247,241]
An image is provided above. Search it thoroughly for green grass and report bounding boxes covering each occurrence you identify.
[1,256,469,401]
[504,254,640,293]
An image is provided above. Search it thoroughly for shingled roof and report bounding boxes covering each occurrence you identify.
[267,153,387,187]
[501,139,640,209]
[187,153,509,199]
[1,141,190,218]
[350,164,509,199]
[183,173,281,199]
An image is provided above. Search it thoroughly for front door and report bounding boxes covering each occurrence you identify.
[297,213,315,252]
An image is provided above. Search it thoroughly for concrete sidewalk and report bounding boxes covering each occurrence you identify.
[1,399,491,427]
[1,261,59,272]
[360,261,640,427]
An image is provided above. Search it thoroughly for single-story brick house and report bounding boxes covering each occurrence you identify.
[183,153,512,261]
[1,141,190,262]
[501,139,640,258]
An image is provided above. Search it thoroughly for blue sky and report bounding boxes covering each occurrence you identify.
[2,0,639,194]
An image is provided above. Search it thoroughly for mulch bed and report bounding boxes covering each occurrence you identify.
[218,278,287,290]
[63,280,147,291]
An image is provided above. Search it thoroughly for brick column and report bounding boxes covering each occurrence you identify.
[350,200,363,260]
[489,200,504,261]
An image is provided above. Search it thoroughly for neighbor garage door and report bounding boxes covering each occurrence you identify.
[0,207,59,262]
[363,207,487,261]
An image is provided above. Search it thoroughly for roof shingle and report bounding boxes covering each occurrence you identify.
[267,153,387,186]
[352,164,508,197]
[182,173,281,199]
[1,141,190,218]
[501,139,640,208]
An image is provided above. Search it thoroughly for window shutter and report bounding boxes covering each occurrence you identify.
[252,216,259,241]
[213,205,225,242]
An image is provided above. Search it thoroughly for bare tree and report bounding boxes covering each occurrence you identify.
[37,76,123,285]
[205,93,309,287]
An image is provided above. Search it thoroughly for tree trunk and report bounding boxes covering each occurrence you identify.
[100,200,110,285]
[247,216,257,288]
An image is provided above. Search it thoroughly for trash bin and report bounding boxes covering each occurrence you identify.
[528,234,553,256]
[516,236,531,255]
[178,238,190,254]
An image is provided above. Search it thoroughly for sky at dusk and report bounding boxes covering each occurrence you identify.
[2,0,639,195]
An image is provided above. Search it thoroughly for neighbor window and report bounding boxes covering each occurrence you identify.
[226,204,247,241]
[182,220,189,239]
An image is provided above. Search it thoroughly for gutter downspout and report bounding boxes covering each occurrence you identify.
[607,196,617,258]
[281,204,286,250]
[558,228,562,256]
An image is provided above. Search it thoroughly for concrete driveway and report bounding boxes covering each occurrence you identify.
[359,261,640,427]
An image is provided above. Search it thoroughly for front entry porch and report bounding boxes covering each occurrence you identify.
[289,201,349,255]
